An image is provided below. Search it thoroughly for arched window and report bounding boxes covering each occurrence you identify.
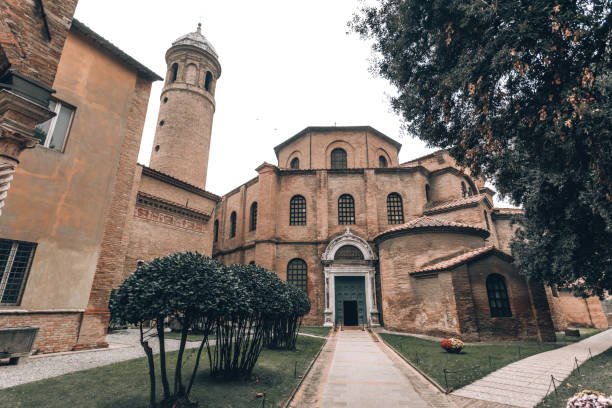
[250,202,258,231]
[335,245,364,260]
[290,195,306,225]
[331,148,347,169]
[204,71,213,91]
[214,219,219,242]
[387,193,404,224]
[461,182,468,198]
[290,157,300,169]
[185,64,197,85]
[287,258,308,292]
[484,210,490,230]
[486,274,512,317]
[230,211,237,238]
[379,155,388,168]
[249,261,255,265]
[338,194,355,224]
[170,63,178,82]
[425,184,431,202]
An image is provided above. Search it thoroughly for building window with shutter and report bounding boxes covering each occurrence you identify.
[486,274,512,317]
[386,193,404,224]
[287,258,308,293]
[250,202,258,231]
[230,211,237,238]
[331,148,347,169]
[338,194,355,224]
[0,239,36,305]
[33,99,75,152]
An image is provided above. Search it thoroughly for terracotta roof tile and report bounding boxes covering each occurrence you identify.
[424,194,489,214]
[411,246,497,274]
[374,216,489,241]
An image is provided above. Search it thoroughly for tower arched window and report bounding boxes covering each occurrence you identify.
[425,184,431,202]
[170,63,178,83]
[331,148,347,169]
[338,194,355,225]
[230,211,237,238]
[290,195,306,225]
[484,210,490,230]
[287,258,308,293]
[290,157,300,169]
[214,219,219,242]
[461,182,468,198]
[250,202,258,231]
[379,156,388,168]
[486,274,512,317]
[335,245,364,260]
[204,71,213,91]
[387,193,404,224]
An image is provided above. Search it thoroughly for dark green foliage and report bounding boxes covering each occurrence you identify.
[352,1,612,295]
[267,284,311,350]
[110,252,240,407]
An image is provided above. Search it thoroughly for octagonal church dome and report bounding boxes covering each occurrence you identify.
[172,23,218,58]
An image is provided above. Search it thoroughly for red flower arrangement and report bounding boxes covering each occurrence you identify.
[440,338,464,353]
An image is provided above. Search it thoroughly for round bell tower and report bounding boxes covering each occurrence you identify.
[149,23,221,189]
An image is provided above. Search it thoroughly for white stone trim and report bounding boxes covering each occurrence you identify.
[321,228,377,261]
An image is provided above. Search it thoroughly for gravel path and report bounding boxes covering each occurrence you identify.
[0,329,203,390]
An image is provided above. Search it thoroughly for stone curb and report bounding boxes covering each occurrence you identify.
[283,329,332,408]
[374,330,449,394]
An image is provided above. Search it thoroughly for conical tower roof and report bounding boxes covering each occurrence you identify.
[172,23,217,58]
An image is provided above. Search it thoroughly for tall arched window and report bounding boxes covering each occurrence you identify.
[486,274,512,317]
[379,156,388,168]
[170,63,178,82]
[338,194,355,224]
[290,195,306,225]
[204,71,213,91]
[214,219,219,242]
[387,193,404,224]
[484,210,490,230]
[461,182,468,198]
[230,211,237,238]
[331,148,347,169]
[335,245,364,260]
[425,184,431,202]
[287,258,308,293]
[250,202,258,231]
[290,157,300,169]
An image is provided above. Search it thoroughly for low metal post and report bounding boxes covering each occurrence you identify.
[574,357,580,375]
[443,368,449,390]
[294,360,297,378]
[262,392,266,408]
[551,375,558,398]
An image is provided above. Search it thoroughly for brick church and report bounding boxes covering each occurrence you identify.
[0,10,608,353]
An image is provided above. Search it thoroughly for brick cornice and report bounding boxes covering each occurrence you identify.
[140,165,220,202]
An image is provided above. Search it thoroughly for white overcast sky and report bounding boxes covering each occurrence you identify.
[74,0,510,206]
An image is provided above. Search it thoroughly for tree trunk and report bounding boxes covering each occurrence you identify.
[156,316,170,398]
[140,323,157,408]
[174,314,191,396]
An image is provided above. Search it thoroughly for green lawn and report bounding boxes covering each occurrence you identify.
[162,331,206,342]
[555,328,602,343]
[535,347,612,407]
[0,336,324,408]
[379,333,560,391]
[299,326,331,337]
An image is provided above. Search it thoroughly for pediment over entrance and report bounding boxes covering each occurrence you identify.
[321,228,377,261]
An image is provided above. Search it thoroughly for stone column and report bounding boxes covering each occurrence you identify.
[0,90,54,214]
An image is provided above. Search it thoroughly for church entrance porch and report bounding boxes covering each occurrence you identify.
[335,276,367,326]
[321,229,380,327]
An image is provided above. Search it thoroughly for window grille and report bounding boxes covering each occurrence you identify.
[338,194,355,224]
[230,211,237,238]
[214,220,219,242]
[250,202,258,231]
[290,195,306,225]
[287,258,308,293]
[204,71,213,91]
[33,100,74,152]
[290,157,300,169]
[331,148,347,169]
[0,239,36,305]
[379,156,388,168]
[486,274,512,317]
[387,193,404,224]
[335,245,364,260]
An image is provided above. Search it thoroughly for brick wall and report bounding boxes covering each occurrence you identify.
[0,311,81,353]
[548,290,608,329]
[75,76,152,349]
[0,0,78,87]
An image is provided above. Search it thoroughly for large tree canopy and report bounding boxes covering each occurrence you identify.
[353,0,612,295]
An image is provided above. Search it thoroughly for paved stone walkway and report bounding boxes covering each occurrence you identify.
[291,328,453,408]
[453,328,612,407]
